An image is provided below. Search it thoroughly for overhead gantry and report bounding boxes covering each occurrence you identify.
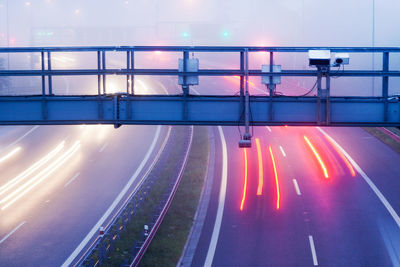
[0,46,399,147]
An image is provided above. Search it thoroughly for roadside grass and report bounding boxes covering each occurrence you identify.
[362,127,400,154]
[139,126,209,267]
[99,126,190,267]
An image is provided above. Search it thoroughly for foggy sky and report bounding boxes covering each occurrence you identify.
[0,0,399,97]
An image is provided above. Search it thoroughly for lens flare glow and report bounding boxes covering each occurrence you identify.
[304,136,329,179]
[240,148,248,211]
[269,146,280,210]
[255,138,263,196]
[231,76,256,87]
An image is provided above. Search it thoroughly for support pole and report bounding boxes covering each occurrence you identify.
[97,51,101,95]
[102,51,106,94]
[126,51,130,94]
[182,50,189,121]
[130,50,135,95]
[267,52,276,122]
[239,49,252,147]
[47,51,52,95]
[41,51,45,96]
[316,66,330,125]
[382,52,389,122]
[244,49,251,140]
[182,50,189,96]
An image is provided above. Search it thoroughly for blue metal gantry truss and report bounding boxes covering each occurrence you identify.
[0,46,399,138]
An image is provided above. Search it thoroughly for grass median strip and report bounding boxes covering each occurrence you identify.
[87,126,191,266]
[139,126,209,267]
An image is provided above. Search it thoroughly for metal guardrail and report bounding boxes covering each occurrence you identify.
[76,126,193,266]
[76,126,170,266]
[130,126,193,266]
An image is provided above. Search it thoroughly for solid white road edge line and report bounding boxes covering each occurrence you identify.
[64,172,81,188]
[308,235,318,266]
[0,221,26,244]
[293,179,301,196]
[317,127,400,229]
[61,125,162,267]
[279,146,287,157]
[204,126,228,267]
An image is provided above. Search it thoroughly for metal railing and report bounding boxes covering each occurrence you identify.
[1,46,399,96]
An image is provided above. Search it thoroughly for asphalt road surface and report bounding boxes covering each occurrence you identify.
[0,78,170,266]
[191,125,400,267]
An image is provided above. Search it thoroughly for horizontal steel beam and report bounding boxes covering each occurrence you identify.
[1,46,400,53]
[1,69,400,77]
[0,95,399,126]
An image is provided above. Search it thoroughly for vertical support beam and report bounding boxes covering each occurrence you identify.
[126,51,130,94]
[130,50,135,95]
[240,51,245,98]
[97,51,103,120]
[326,71,331,124]
[268,52,275,121]
[317,68,322,124]
[182,50,189,121]
[102,51,106,94]
[41,51,46,96]
[244,48,251,140]
[383,51,389,122]
[97,51,101,95]
[41,51,47,120]
[182,50,189,96]
[316,66,330,125]
[239,51,245,120]
[47,51,52,95]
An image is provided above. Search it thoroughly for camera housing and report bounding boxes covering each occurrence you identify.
[333,53,350,66]
[308,50,331,66]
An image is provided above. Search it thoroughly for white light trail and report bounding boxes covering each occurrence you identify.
[1,141,81,210]
[0,141,65,196]
[0,147,21,164]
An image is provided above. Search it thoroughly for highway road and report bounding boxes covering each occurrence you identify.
[189,125,400,266]
[1,63,400,266]
[0,78,171,266]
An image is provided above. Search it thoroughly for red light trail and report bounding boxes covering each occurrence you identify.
[269,146,280,210]
[304,135,329,179]
[255,138,264,195]
[323,134,356,177]
[240,148,248,211]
